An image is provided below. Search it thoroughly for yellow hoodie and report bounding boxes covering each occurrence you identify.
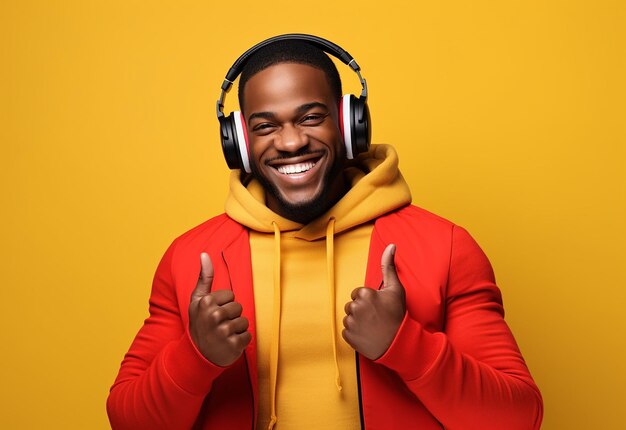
[225,144,411,430]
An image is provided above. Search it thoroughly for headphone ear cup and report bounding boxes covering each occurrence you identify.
[341,94,371,159]
[351,95,371,156]
[340,94,354,159]
[219,111,251,173]
[219,114,241,170]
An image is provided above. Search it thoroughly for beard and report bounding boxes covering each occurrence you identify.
[249,152,345,224]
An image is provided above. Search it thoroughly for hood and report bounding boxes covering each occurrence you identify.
[224,144,412,238]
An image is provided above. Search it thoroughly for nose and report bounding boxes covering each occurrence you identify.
[274,123,308,153]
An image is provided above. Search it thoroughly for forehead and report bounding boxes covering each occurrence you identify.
[242,63,335,115]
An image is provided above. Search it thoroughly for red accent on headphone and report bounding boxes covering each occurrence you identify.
[338,98,345,137]
[239,111,250,152]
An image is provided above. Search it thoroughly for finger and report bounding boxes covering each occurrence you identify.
[196,290,236,314]
[228,316,249,334]
[341,328,356,348]
[342,314,354,330]
[229,331,252,350]
[215,316,249,338]
[192,253,214,300]
[344,300,356,315]
[207,301,239,326]
[206,289,235,306]
[381,244,402,291]
[241,331,252,347]
[351,286,375,301]
[220,301,244,320]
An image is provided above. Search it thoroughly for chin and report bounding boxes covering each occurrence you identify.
[273,188,331,224]
[252,157,345,224]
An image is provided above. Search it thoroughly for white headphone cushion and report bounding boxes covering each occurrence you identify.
[341,94,354,160]
[233,111,251,173]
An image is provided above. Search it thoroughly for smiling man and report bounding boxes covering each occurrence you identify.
[108,36,543,430]
[243,61,347,223]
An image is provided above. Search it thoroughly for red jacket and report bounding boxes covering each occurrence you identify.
[107,205,543,429]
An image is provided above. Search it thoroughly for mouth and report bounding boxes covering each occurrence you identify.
[267,152,324,176]
[276,161,317,175]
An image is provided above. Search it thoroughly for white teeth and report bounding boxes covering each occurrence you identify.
[276,161,316,175]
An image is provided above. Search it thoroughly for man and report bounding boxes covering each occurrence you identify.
[107,36,543,429]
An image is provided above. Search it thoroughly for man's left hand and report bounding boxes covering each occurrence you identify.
[342,244,406,360]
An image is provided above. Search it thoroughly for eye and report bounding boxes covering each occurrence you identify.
[252,123,276,135]
[300,113,327,125]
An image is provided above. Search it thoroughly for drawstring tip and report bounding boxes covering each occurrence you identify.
[335,376,343,392]
[268,416,277,430]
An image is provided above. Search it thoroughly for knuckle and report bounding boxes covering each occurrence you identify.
[217,324,231,338]
[228,334,245,350]
[357,288,374,299]
[200,294,215,307]
[211,308,226,324]
[342,314,354,329]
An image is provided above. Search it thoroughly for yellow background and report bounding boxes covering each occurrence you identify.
[1,1,624,429]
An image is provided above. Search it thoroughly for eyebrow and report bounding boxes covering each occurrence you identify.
[247,102,329,123]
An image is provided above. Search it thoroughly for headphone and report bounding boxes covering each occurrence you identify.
[216,34,371,173]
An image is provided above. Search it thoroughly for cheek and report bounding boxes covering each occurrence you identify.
[310,124,342,149]
[249,136,271,162]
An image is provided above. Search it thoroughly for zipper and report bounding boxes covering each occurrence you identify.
[243,353,256,430]
[355,352,365,429]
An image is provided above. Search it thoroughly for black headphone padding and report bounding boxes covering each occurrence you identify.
[351,96,371,156]
[219,115,241,169]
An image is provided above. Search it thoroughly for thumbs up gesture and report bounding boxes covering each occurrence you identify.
[342,244,406,360]
[188,253,251,367]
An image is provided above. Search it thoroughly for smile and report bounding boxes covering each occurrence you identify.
[276,161,316,175]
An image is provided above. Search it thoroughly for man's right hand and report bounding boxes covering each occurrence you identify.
[188,252,251,367]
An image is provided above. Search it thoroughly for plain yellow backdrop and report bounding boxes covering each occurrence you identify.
[1,1,624,429]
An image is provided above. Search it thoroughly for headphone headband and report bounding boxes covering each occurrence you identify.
[216,33,367,118]
[225,34,359,87]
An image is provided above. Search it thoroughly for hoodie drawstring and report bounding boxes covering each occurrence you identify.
[326,218,342,391]
[267,218,342,429]
[268,222,281,430]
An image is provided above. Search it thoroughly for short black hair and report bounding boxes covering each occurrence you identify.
[237,40,342,112]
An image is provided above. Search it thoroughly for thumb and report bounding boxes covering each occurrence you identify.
[381,244,402,291]
[192,252,214,299]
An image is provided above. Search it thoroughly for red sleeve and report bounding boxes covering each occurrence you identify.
[106,240,225,430]
[375,225,543,430]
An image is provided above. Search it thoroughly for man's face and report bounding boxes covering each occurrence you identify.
[242,62,346,222]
